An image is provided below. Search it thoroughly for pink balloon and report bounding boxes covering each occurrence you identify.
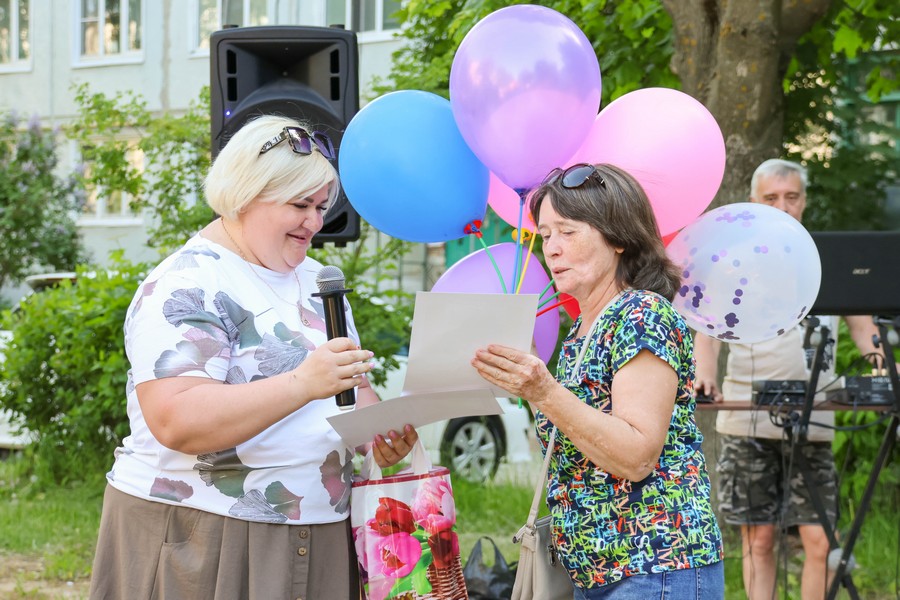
[450,5,601,190]
[568,88,725,236]
[487,172,536,231]
[431,243,560,364]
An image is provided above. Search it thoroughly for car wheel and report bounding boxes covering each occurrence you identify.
[439,416,504,482]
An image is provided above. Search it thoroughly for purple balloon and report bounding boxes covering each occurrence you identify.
[450,5,601,191]
[432,242,560,364]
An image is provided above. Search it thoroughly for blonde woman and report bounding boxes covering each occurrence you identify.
[90,116,417,599]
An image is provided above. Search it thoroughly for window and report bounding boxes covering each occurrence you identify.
[80,145,145,221]
[78,0,142,60]
[192,0,400,52]
[325,0,400,33]
[0,0,30,68]
[193,0,269,51]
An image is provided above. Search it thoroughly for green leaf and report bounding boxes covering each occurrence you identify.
[412,562,433,595]
[833,25,864,59]
[388,575,414,595]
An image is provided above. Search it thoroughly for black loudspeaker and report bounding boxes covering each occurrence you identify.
[210,26,360,246]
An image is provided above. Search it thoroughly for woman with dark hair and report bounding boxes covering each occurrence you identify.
[472,164,724,599]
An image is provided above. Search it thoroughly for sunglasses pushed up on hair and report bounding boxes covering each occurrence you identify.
[258,127,336,159]
[541,163,606,189]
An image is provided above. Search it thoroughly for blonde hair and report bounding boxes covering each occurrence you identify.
[204,115,339,219]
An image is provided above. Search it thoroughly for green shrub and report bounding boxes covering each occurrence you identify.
[832,319,900,504]
[0,256,146,485]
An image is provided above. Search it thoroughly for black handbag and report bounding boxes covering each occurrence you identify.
[463,536,516,600]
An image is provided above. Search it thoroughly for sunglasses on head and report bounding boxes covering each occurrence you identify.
[259,127,336,159]
[541,163,606,189]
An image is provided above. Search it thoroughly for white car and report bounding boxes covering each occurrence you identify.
[0,329,29,453]
[370,354,533,482]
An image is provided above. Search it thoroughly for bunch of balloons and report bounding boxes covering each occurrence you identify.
[339,3,820,349]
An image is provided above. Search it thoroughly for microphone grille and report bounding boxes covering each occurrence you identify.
[316,266,346,293]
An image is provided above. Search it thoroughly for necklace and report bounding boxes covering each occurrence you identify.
[220,219,311,326]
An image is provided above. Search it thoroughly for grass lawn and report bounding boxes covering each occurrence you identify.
[1,451,898,599]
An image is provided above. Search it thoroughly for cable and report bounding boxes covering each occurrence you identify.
[806,413,891,432]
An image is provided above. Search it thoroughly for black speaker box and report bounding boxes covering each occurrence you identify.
[809,231,900,316]
[209,26,360,245]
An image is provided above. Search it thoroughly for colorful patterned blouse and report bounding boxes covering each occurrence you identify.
[536,290,723,588]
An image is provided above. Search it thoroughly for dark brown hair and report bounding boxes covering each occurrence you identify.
[529,163,681,300]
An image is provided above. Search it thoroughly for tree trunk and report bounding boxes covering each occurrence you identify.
[659,0,831,512]
[661,0,831,207]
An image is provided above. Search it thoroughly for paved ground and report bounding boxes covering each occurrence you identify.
[0,555,89,599]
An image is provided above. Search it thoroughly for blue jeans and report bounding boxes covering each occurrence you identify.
[572,562,724,599]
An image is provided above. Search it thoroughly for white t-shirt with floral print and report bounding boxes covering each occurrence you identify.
[107,233,359,524]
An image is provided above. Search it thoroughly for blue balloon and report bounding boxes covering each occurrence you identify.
[339,91,489,243]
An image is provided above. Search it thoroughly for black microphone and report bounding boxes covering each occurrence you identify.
[313,266,356,411]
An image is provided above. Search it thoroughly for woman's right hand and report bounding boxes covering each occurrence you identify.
[295,337,374,401]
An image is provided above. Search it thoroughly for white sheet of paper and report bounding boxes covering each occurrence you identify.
[326,292,539,448]
[327,388,502,448]
[402,292,539,396]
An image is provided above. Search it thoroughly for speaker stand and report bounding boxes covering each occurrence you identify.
[781,319,861,599]
[826,318,900,600]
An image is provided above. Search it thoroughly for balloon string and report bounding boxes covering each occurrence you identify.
[514,227,537,294]
[539,279,555,298]
[536,295,577,317]
[510,192,527,294]
[476,235,508,295]
[538,290,561,308]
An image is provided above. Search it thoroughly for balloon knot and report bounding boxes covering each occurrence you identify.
[464,220,483,238]
[512,229,533,242]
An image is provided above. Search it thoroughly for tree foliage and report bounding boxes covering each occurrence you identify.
[784,1,899,230]
[382,0,898,228]
[0,113,87,296]
[376,0,677,102]
[67,83,215,255]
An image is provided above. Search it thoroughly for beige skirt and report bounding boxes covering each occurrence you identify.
[89,485,359,600]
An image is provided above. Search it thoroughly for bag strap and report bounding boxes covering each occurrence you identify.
[482,536,510,570]
[463,537,485,569]
[464,536,510,571]
[515,295,624,539]
[518,426,557,535]
[361,437,431,480]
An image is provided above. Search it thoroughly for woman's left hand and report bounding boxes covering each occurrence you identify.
[472,344,557,404]
[372,424,419,468]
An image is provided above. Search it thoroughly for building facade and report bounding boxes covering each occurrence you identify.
[0,0,446,303]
